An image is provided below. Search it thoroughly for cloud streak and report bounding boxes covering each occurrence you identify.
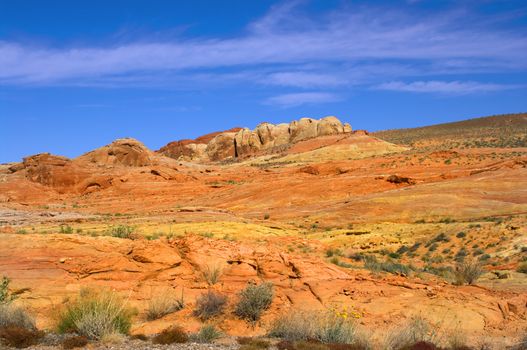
[0,1,525,98]
[376,80,519,95]
[265,92,340,107]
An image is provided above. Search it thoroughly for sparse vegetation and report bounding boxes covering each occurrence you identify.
[0,277,16,305]
[0,304,36,330]
[364,256,412,276]
[191,324,223,343]
[202,264,223,285]
[454,260,483,285]
[517,262,527,274]
[269,309,367,346]
[456,232,466,238]
[193,290,227,320]
[107,225,136,239]
[146,289,184,321]
[60,225,74,234]
[235,282,274,322]
[57,288,135,340]
[385,317,439,350]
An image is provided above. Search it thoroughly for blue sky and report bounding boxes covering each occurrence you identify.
[1,0,526,163]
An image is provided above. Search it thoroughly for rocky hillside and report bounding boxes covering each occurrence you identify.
[373,113,527,150]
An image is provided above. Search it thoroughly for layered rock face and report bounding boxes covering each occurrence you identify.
[159,116,352,162]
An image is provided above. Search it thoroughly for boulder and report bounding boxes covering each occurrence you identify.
[234,128,262,158]
[206,133,237,161]
[289,118,319,143]
[78,138,154,167]
[317,116,344,136]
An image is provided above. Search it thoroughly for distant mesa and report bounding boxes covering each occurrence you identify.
[158,116,352,161]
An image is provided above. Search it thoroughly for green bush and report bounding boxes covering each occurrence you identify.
[107,225,136,239]
[57,288,135,340]
[0,277,16,305]
[364,256,412,276]
[235,282,273,322]
[456,232,466,238]
[191,324,223,343]
[326,248,343,258]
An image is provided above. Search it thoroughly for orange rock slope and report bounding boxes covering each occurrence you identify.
[0,114,527,346]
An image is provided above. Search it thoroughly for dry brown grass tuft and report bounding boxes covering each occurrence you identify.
[61,335,89,349]
[152,325,188,344]
[0,325,43,348]
[193,290,227,320]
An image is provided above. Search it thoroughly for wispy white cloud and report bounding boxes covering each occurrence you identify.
[265,92,340,107]
[376,80,519,94]
[0,1,525,93]
[264,71,346,88]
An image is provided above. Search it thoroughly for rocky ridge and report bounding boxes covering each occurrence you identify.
[158,116,352,161]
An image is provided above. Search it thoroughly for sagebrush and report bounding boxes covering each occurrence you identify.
[56,288,135,340]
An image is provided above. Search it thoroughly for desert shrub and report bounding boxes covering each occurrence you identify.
[409,243,421,252]
[0,326,43,348]
[56,288,135,340]
[330,257,353,268]
[388,252,400,259]
[364,256,412,276]
[193,290,227,320]
[517,262,527,274]
[60,225,74,234]
[107,225,136,239]
[455,248,467,262]
[396,245,410,255]
[385,317,440,350]
[146,290,184,321]
[152,325,188,344]
[62,335,89,349]
[235,282,273,322]
[269,309,362,345]
[0,277,16,304]
[326,248,343,258]
[454,261,483,285]
[0,304,35,330]
[478,254,491,261]
[456,232,466,238]
[202,264,223,285]
[472,248,484,256]
[191,324,223,343]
